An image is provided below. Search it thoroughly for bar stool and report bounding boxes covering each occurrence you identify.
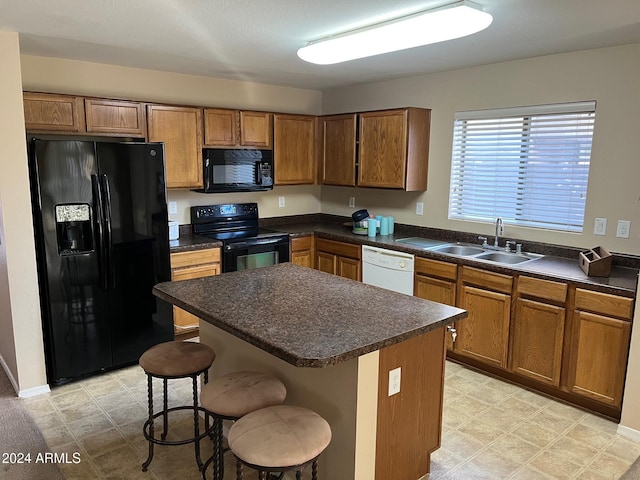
[139,340,216,472]
[200,371,287,480]
[228,405,332,480]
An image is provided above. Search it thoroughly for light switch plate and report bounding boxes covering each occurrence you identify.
[416,202,424,216]
[616,220,631,238]
[594,218,607,236]
[168,201,177,215]
[348,196,356,208]
[278,196,285,208]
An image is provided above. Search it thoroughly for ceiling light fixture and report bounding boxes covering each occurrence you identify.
[297,0,493,65]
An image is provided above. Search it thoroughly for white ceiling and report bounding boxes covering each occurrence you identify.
[2,0,640,90]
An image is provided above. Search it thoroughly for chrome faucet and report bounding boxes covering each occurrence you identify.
[494,217,504,248]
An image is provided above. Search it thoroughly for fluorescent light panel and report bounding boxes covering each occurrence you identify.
[297,0,493,65]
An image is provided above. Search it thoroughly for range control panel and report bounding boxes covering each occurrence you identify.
[191,203,258,223]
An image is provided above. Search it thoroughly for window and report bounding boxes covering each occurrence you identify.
[448,101,596,232]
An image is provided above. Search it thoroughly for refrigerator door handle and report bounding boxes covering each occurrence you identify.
[100,174,115,289]
[91,174,109,289]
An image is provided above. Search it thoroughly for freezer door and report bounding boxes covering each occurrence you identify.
[96,142,174,366]
[29,140,113,384]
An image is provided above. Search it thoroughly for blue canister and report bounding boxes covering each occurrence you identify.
[367,218,377,237]
[380,216,389,235]
[387,216,395,234]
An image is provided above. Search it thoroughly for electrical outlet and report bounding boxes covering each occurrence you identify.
[388,367,401,396]
[278,196,285,208]
[616,220,631,238]
[168,201,177,215]
[348,196,356,208]
[416,202,424,216]
[594,218,607,236]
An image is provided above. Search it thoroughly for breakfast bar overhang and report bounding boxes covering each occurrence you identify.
[152,263,467,480]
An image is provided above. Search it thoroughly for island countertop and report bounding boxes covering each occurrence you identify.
[152,262,467,367]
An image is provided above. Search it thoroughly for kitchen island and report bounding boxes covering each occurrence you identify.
[153,262,467,480]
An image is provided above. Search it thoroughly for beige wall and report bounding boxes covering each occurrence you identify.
[321,44,640,255]
[0,32,47,392]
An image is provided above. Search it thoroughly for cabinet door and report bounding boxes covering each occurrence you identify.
[147,105,203,189]
[567,311,631,407]
[358,110,407,188]
[322,114,357,186]
[85,98,146,136]
[240,111,273,148]
[511,298,565,386]
[203,108,237,146]
[414,275,457,350]
[316,252,337,275]
[274,114,316,185]
[172,263,220,328]
[290,236,314,269]
[457,285,511,368]
[338,256,361,281]
[23,92,86,133]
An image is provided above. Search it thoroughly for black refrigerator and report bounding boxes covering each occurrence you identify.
[28,139,174,385]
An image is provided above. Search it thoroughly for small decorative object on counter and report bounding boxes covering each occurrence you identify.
[169,221,179,240]
[367,217,377,237]
[387,216,395,234]
[579,246,612,277]
[380,216,389,235]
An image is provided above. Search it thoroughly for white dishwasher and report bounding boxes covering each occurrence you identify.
[362,245,415,295]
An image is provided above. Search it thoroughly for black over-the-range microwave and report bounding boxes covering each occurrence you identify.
[197,148,274,193]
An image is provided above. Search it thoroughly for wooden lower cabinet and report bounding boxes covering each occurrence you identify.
[566,289,633,408]
[170,248,220,335]
[414,257,457,350]
[511,298,565,386]
[315,238,361,281]
[290,236,314,268]
[455,267,512,369]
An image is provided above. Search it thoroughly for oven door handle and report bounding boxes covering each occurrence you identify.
[224,237,289,251]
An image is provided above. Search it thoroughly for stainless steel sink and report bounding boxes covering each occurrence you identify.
[431,244,485,256]
[474,251,543,265]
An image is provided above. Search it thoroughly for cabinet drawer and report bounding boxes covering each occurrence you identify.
[415,257,457,280]
[172,264,219,281]
[461,266,512,294]
[291,235,312,252]
[518,276,567,303]
[575,289,634,320]
[170,248,220,269]
[316,238,360,259]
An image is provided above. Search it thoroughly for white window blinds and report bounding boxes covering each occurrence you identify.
[448,101,596,232]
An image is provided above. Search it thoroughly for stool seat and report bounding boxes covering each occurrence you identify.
[139,341,216,377]
[200,371,287,418]
[229,405,331,469]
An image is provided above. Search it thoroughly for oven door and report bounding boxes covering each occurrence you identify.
[223,237,290,272]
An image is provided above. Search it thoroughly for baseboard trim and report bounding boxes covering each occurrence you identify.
[617,424,640,442]
[0,353,50,398]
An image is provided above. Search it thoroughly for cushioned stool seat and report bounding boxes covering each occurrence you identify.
[139,341,216,472]
[200,371,287,480]
[228,405,331,480]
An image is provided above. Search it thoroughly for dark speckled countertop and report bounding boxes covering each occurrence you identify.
[169,214,639,297]
[153,262,467,367]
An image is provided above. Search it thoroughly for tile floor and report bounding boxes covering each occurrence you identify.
[21,357,640,480]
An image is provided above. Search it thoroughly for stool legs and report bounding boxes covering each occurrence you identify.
[192,375,204,470]
[142,374,154,471]
[161,378,168,440]
[311,459,318,480]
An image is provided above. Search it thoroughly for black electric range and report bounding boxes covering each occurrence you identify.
[190,203,290,272]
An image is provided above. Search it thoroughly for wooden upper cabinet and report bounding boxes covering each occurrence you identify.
[322,114,357,186]
[273,114,317,185]
[203,108,272,148]
[358,108,430,191]
[147,104,203,189]
[85,98,146,137]
[23,92,86,133]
